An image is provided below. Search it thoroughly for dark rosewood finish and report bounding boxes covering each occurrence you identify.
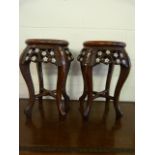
[20,39,73,119]
[77,41,131,120]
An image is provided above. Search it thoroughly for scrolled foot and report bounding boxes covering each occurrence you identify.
[59,112,67,121]
[82,106,91,121]
[79,93,87,115]
[58,102,67,120]
[64,95,70,113]
[115,110,123,120]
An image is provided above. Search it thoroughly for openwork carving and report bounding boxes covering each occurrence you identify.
[78,41,131,120]
[20,39,73,118]
[77,48,129,67]
[65,48,74,61]
[22,47,73,65]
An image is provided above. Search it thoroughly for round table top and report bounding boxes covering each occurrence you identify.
[26,39,69,46]
[83,41,126,47]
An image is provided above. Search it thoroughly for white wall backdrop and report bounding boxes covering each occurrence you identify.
[19,0,135,101]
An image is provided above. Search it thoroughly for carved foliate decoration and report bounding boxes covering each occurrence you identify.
[65,48,74,61]
[22,47,74,66]
[77,48,129,67]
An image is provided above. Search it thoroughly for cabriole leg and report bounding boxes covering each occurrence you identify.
[36,62,44,107]
[105,64,114,112]
[62,64,70,113]
[56,64,70,118]
[113,65,130,119]
[79,65,88,115]
[20,59,35,118]
[83,66,93,120]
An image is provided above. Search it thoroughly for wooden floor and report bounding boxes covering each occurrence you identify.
[19,99,135,155]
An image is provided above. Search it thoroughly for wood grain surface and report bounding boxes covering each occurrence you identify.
[19,99,135,155]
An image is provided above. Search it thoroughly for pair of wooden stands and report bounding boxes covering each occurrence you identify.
[20,39,130,120]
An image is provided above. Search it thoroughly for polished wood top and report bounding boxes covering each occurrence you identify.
[84,41,126,47]
[26,39,69,46]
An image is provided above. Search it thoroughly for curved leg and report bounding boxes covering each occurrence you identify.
[56,64,70,118]
[36,62,44,107]
[62,64,70,113]
[113,65,130,119]
[20,57,35,118]
[79,65,88,114]
[82,66,93,120]
[105,64,114,112]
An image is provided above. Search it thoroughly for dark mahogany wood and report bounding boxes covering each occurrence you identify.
[36,62,44,106]
[77,40,131,120]
[84,40,126,47]
[105,63,114,112]
[26,39,69,46]
[20,39,73,119]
